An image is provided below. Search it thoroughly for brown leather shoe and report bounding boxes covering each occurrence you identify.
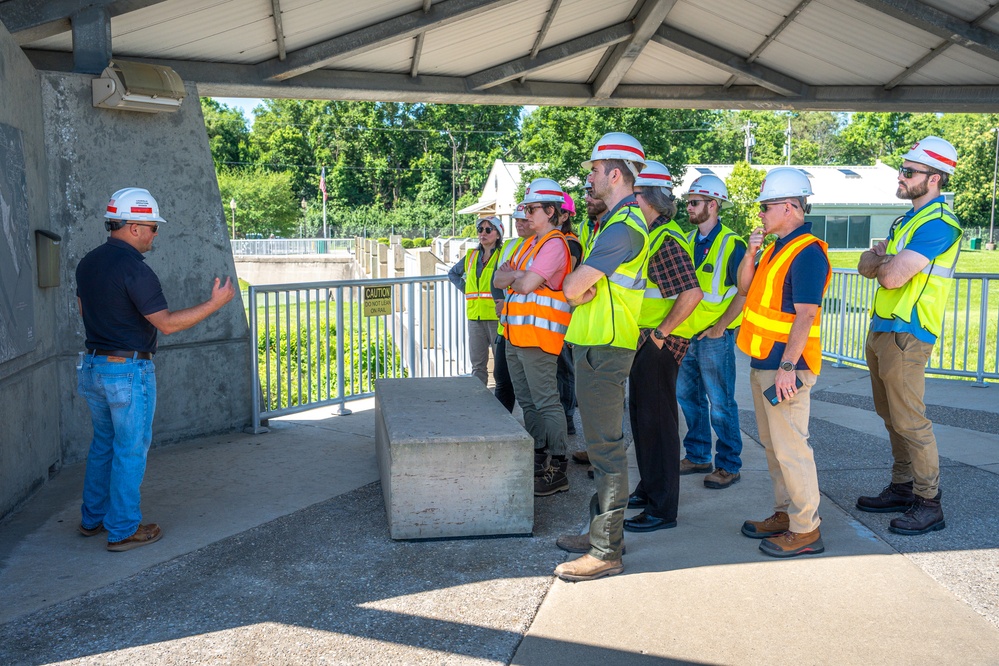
[572,450,589,465]
[556,533,626,555]
[107,524,162,552]
[78,523,106,537]
[741,511,790,538]
[554,554,624,582]
[704,468,741,489]
[759,528,825,558]
[679,458,712,475]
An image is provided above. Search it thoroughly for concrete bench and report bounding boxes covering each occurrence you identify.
[375,377,534,540]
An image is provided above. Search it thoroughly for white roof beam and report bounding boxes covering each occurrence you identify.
[260,0,519,82]
[653,26,807,97]
[467,23,634,90]
[270,0,287,61]
[410,0,432,78]
[723,0,813,88]
[591,0,678,99]
[0,0,170,45]
[854,0,999,63]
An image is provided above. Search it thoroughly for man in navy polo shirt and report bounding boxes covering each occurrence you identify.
[76,187,235,552]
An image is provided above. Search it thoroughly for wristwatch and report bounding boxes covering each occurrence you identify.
[653,329,666,341]
[780,360,795,372]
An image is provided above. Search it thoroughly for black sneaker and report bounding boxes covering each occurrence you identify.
[889,494,945,535]
[856,481,915,513]
[535,464,569,496]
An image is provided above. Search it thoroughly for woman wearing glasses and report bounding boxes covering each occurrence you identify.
[447,216,503,386]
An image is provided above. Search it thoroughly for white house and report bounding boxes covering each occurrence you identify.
[678,163,918,250]
[457,159,543,238]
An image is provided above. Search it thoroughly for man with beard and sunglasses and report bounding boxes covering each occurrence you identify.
[855,136,961,536]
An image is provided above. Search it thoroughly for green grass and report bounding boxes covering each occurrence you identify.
[827,248,999,273]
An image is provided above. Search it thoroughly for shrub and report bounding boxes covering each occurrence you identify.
[377,237,389,245]
[400,238,415,249]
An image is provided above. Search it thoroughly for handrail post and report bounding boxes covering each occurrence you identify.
[975,277,989,387]
[335,285,352,415]
[834,272,847,367]
[407,281,417,378]
[247,285,269,433]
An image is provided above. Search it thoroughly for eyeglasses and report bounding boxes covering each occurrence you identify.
[523,204,544,215]
[686,199,708,208]
[477,226,495,234]
[899,166,934,179]
[131,223,159,232]
[633,191,645,199]
[759,200,800,213]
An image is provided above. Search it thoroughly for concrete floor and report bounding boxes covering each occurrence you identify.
[2,355,998,665]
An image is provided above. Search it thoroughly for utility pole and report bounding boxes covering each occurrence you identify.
[446,129,458,236]
[743,120,756,163]
[988,127,998,251]
[784,117,792,165]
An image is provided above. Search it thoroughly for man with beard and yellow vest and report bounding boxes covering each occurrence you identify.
[553,132,649,582]
[676,174,747,491]
[737,167,830,559]
[623,160,702,535]
[855,136,961,536]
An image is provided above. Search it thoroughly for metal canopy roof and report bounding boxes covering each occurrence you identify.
[3,0,999,111]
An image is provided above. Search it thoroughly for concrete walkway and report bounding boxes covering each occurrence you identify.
[1,354,998,664]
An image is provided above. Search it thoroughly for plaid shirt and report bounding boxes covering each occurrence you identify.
[637,216,700,364]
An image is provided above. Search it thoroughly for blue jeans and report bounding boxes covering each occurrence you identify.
[78,354,157,543]
[676,330,743,473]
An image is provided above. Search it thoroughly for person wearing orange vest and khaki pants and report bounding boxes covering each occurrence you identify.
[736,167,831,558]
[494,179,573,497]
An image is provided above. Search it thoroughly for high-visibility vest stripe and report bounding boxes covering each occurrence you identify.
[503,229,572,354]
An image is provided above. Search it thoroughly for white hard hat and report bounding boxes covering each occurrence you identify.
[755,167,813,202]
[901,136,957,174]
[521,177,565,205]
[104,187,166,223]
[581,132,647,176]
[512,204,527,220]
[635,161,674,191]
[685,174,732,209]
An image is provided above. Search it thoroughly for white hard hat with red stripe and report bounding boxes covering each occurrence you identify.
[901,136,957,174]
[104,187,166,223]
[754,167,813,202]
[581,132,647,176]
[512,204,527,220]
[521,177,565,205]
[685,174,732,209]
[635,160,675,192]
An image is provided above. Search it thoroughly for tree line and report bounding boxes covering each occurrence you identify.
[202,98,999,239]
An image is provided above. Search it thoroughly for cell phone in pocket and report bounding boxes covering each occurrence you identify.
[763,376,804,406]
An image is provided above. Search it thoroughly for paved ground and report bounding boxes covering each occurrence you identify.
[1,354,998,665]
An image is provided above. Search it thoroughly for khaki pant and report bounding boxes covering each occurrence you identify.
[866,331,939,498]
[574,345,635,561]
[467,319,496,385]
[506,344,567,457]
[749,368,821,533]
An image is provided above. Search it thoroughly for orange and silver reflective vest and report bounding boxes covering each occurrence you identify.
[737,233,830,375]
[504,230,572,355]
[464,247,499,321]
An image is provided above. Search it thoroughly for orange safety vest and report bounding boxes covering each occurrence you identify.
[503,230,572,355]
[736,234,830,375]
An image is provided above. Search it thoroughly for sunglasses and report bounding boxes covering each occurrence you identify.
[477,226,495,234]
[759,200,800,213]
[523,204,545,215]
[899,166,934,179]
[131,222,159,232]
[686,199,709,208]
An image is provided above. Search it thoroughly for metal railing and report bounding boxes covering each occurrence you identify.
[247,276,470,431]
[232,238,353,256]
[822,269,998,384]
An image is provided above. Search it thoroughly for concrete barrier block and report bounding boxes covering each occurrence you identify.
[375,377,533,540]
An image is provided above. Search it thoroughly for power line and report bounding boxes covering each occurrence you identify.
[221,160,494,173]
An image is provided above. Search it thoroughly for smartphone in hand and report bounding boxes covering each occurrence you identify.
[763,376,804,406]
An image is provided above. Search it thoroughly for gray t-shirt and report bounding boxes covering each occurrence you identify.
[583,199,646,276]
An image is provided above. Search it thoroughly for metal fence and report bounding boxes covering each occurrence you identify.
[822,269,999,384]
[232,238,353,256]
[247,276,470,431]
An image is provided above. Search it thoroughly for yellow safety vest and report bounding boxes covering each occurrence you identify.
[637,223,699,339]
[464,247,499,321]
[495,237,526,335]
[565,204,649,350]
[872,201,961,340]
[682,224,746,335]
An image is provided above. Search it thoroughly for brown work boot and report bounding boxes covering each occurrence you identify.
[704,468,741,489]
[759,528,825,558]
[679,458,712,475]
[554,554,623,582]
[534,450,551,477]
[741,511,790,538]
[535,461,569,496]
[78,522,106,537]
[856,481,915,513]
[107,524,162,552]
[572,450,589,465]
[889,494,945,535]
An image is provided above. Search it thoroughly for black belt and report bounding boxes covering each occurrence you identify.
[90,349,154,360]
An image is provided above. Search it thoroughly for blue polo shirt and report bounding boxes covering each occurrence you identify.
[750,223,830,370]
[76,238,168,353]
[691,222,746,289]
[869,196,961,344]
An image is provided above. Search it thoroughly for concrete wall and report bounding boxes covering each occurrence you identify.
[0,21,252,518]
[234,256,354,285]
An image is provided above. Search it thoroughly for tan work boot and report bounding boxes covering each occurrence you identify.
[704,468,741,489]
[107,523,162,552]
[741,511,789,538]
[554,554,623,582]
[759,528,825,558]
[679,458,712,475]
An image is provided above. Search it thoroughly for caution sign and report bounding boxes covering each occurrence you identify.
[363,285,393,317]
